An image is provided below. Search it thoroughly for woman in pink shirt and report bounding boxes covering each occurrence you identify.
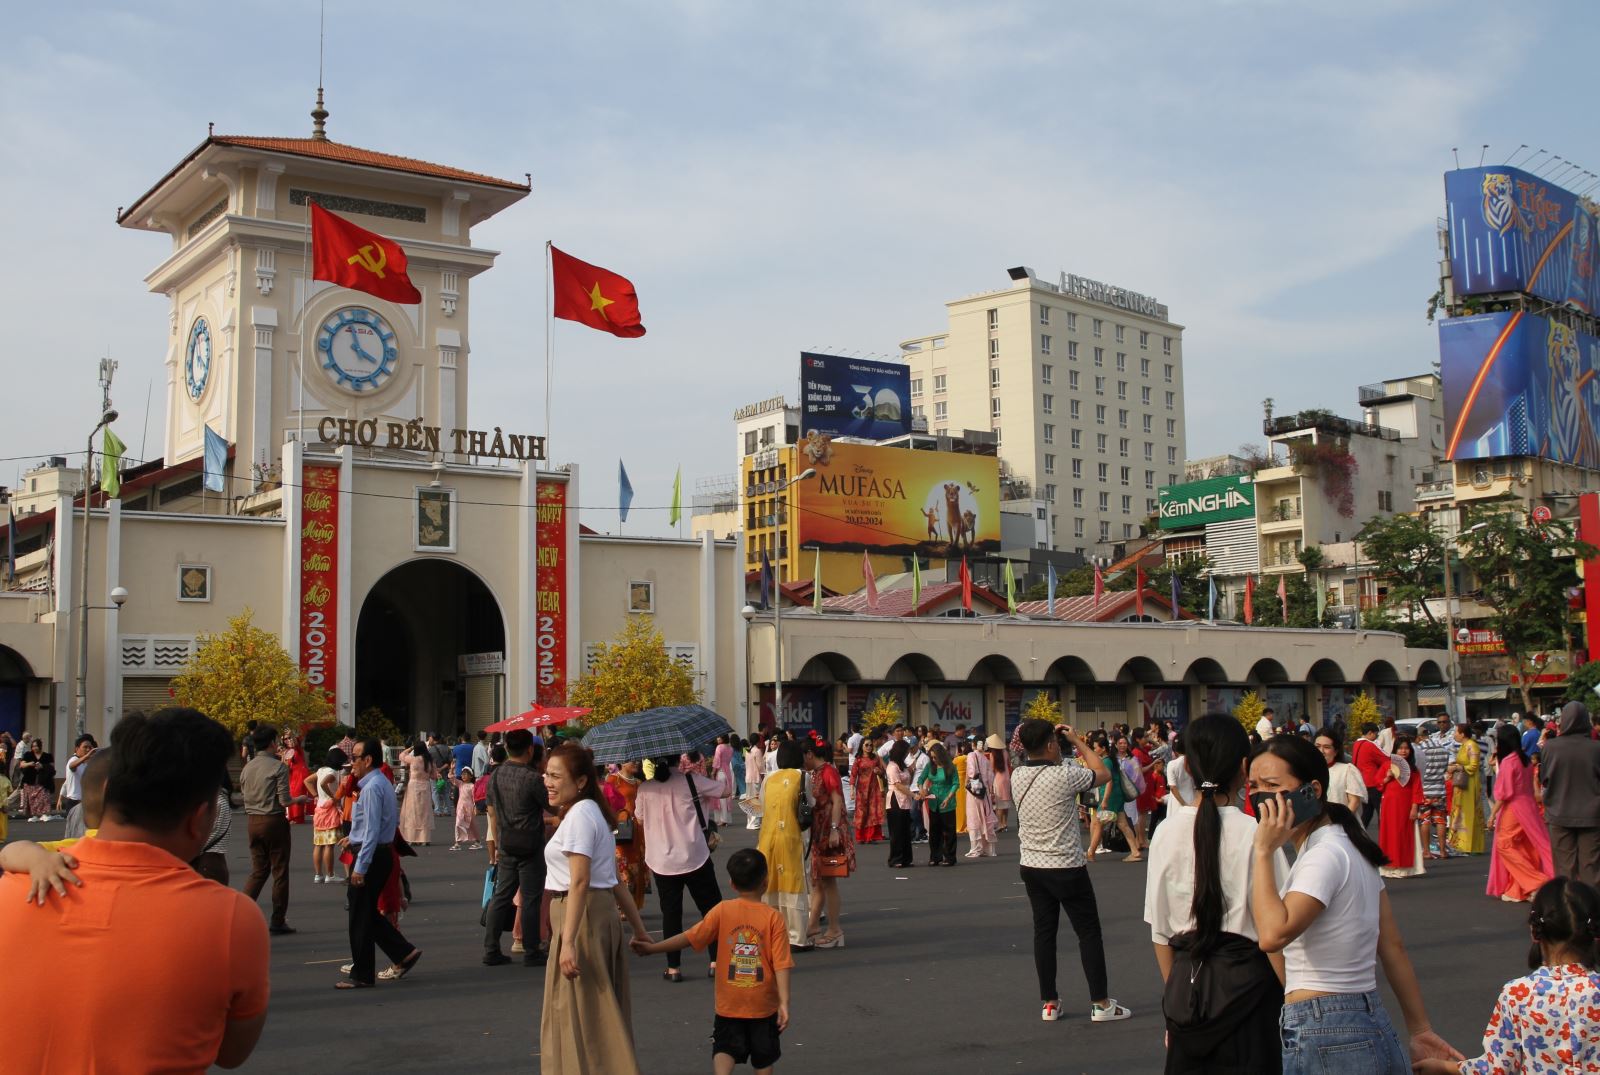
[634,755,729,982]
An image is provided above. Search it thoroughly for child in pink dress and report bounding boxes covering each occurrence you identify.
[450,766,481,851]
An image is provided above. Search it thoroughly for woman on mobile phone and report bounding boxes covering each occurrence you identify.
[1249,736,1463,1074]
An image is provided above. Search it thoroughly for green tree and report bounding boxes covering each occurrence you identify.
[1283,547,1332,628]
[1355,513,1446,628]
[170,608,331,739]
[1145,555,1212,616]
[1457,508,1595,713]
[1018,565,1097,603]
[1563,659,1600,705]
[1360,608,1447,650]
[567,615,699,727]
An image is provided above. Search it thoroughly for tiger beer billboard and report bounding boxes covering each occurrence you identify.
[794,435,1000,555]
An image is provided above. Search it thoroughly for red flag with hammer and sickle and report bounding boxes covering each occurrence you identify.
[310,202,422,304]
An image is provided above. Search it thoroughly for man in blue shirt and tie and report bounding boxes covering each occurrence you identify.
[336,737,421,989]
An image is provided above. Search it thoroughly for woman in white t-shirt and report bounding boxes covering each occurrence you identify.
[1314,730,1366,815]
[1145,715,1286,1071]
[539,743,654,1075]
[1249,736,1463,1075]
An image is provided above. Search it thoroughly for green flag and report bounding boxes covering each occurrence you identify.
[1316,574,1326,624]
[668,466,682,526]
[911,556,922,613]
[101,426,126,498]
[813,548,822,611]
[1004,558,1017,614]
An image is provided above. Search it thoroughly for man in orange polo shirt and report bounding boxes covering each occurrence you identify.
[0,707,269,1073]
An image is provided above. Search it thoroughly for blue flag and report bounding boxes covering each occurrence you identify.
[1046,563,1058,617]
[618,459,634,523]
[1207,573,1218,620]
[759,550,773,610]
[202,424,227,493]
[5,507,14,584]
[1171,570,1182,617]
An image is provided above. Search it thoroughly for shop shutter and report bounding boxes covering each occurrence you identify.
[121,677,175,714]
[465,675,502,736]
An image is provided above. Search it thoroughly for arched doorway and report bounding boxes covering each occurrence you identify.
[0,645,32,740]
[356,560,506,737]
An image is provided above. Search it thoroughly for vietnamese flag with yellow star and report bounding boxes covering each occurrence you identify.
[549,245,646,338]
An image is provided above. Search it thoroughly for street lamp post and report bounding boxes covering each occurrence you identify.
[72,408,118,739]
[742,467,817,732]
[1439,520,1486,725]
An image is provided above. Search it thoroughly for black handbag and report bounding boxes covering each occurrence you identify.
[687,775,721,851]
[796,781,814,831]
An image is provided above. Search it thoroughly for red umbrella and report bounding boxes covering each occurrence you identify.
[483,706,590,734]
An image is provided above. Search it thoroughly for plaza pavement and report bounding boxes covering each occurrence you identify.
[9,816,1522,1073]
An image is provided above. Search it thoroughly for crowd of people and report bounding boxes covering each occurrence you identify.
[0,700,1596,1073]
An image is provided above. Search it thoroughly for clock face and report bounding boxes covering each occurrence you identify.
[316,307,398,393]
[185,318,212,402]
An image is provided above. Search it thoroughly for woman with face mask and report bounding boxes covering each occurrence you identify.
[1249,736,1463,1074]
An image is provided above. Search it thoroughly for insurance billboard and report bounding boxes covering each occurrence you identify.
[795,436,1000,555]
[1445,166,1600,311]
[800,352,911,439]
[1157,473,1255,530]
[1441,310,1600,466]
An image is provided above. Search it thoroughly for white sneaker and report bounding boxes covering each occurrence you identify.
[312,874,323,884]
[1091,1000,1132,1022]
[1041,1000,1063,1022]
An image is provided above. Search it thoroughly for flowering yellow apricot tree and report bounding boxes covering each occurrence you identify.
[169,609,331,738]
[567,616,697,728]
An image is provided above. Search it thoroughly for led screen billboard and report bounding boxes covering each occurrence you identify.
[1441,310,1600,466]
[1445,166,1600,310]
[800,352,911,439]
[795,436,1000,554]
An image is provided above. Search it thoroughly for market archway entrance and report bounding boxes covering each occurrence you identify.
[355,560,506,738]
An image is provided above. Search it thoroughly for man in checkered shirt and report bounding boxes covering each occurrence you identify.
[1011,718,1131,1025]
[1416,712,1455,859]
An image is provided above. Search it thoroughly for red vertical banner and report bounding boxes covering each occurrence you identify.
[535,480,569,703]
[1580,492,1600,665]
[299,464,340,706]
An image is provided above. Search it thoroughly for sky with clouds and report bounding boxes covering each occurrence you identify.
[3,1,1596,534]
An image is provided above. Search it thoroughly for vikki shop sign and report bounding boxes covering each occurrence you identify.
[318,417,545,461]
[1158,474,1255,529]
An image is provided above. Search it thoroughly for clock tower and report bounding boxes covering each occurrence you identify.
[118,107,529,485]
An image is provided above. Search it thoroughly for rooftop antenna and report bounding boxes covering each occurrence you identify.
[1478,144,1489,166]
[1505,143,1529,165]
[1451,147,1460,168]
[310,0,329,140]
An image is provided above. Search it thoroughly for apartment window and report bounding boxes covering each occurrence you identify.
[1123,523,1134,538]
[989,338,1000,359]
[1141,386,1151,405]
[1093,318,1103,338]
[1120,466,1130,486]
[1093,347,1104,367]
[1044,453,1056,475]
[1144,469,1155,489]
[1121,495,1132,512]
[1068,370,1079,390]
[1118,408,1128,429]
[1116,352,1126,372]
[991,397,1002,418]
[1041,363,1053,385]
[1143,415,1153,434]
[1036,508,1047,522]
[1068,341,1079,361]
[1069,399,1080,419]
[1095,405,1106,425]
[987,307,999,329]
[933,373,947,393]
[1042,423,1055,445]
[1378,489,1393,511]
[934,401,948,420]
[1096,433,1107,453]
[911,405,924,419]
[1074,518,1085,538]
[990,367,1001,388]
[1114,324,1125,344]
[1164,363,1174,382]
[1043,483,1057,501]
[1099,521,1110,541]
[1098,492,1110,511]
[1071,458,1082,478]
[1119,437,1129,457]
[1166,418,1176,436]
[1143,441,1153,460]
[1167,446,1178,464]
[1140,356,1150,376]
[1165,391,1175,409]
[1146,497,1157,513]
[1139,330,1149,349]
[910,377,923,397]
[1070,429,1082,449]
[1071,488,1083,508]
[1040,334,1051,355]
[1039,304,1050,325]
[1117,380,1127,400]
[1163,336,1172,355]
[1066,312,1078,331]
[1095,376,1105,395]
[1041,393,1053,414]
[1097,462,1109,482]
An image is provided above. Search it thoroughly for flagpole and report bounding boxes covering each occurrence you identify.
[544,241,554,467]
[297,198,313,449]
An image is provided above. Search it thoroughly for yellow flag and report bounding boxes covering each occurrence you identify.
[101,427,127,498]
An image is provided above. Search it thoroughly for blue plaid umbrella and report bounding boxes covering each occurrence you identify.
[582,704,734,764]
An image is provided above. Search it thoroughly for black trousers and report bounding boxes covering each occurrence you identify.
[1362,785,1382,829]
[346,846,415,985]
[1020,864,1109,1004]
[655,857,722,969]
[928,809,957,865]
[886,805,912,866]
[484,848,545,955]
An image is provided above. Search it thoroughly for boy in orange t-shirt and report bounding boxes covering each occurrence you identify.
[632,847,793,1074]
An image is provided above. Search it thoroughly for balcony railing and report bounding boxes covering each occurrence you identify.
[1414,478,1454,502]
[1263,505,1303,522]
[1264,413,1400,442]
